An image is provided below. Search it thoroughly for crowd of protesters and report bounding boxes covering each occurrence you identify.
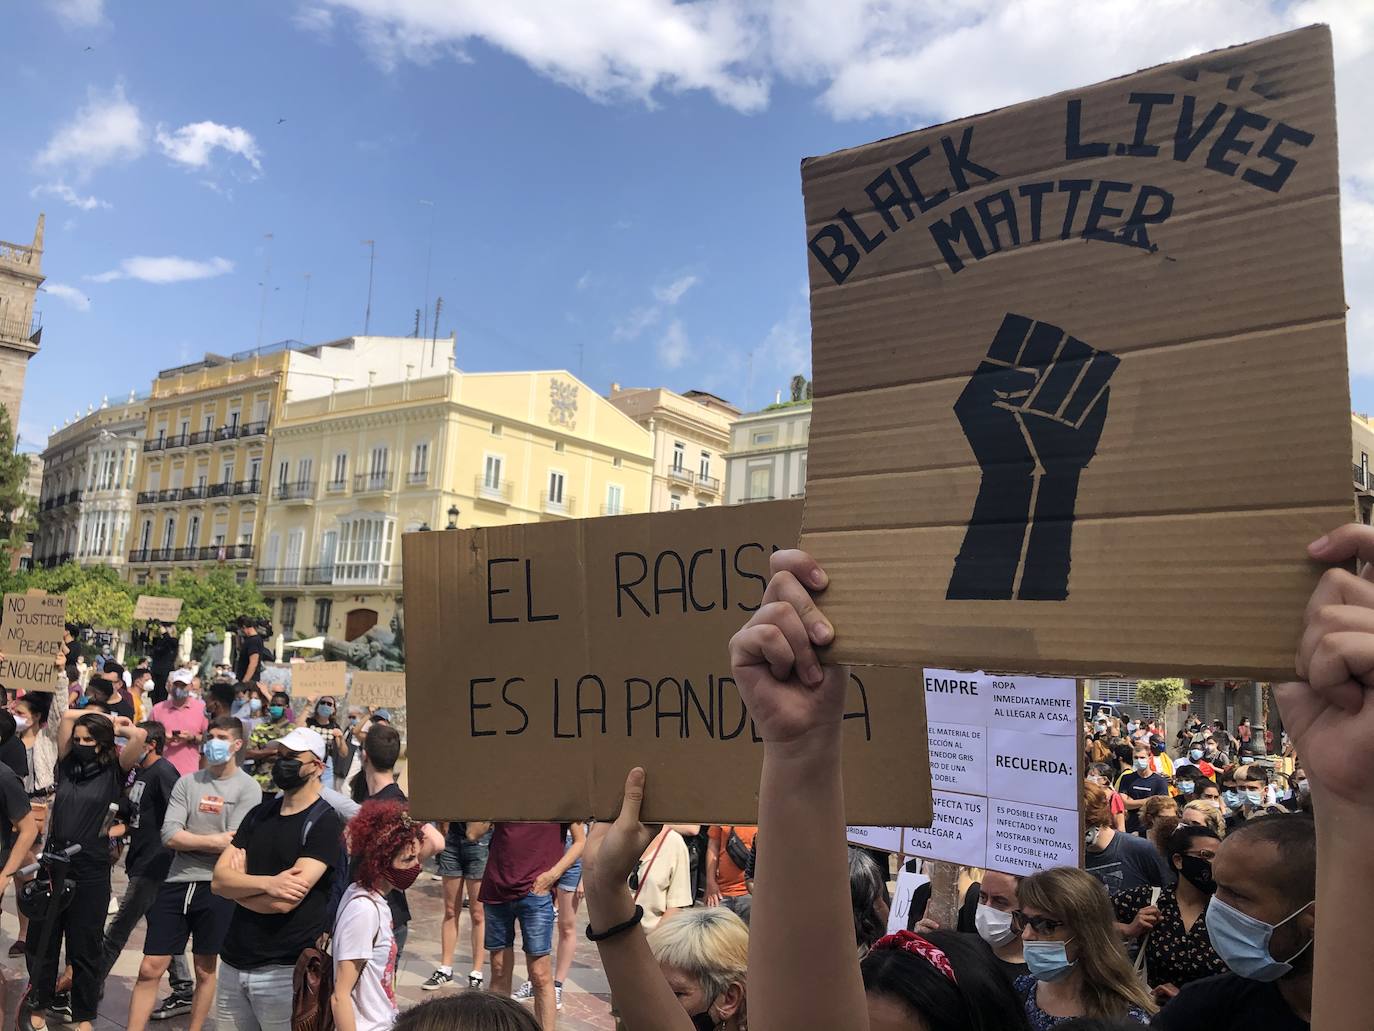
[1,521,1370,1031]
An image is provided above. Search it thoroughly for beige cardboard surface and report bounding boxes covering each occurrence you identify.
[134,596,183,622]
[351,671,406,709]
[2,592,67,693]
[402,501,932,824]
[289,661,346,700]
[800,27,1350,679]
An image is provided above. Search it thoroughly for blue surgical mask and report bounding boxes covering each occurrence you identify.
[202,738,232,765]
[1133,757,1150,771]
[317,704,335,720]
[174,687,189,701]
[1207,896,1313,982]
[1023,939,1076,982]
[1177,780,1195,794]
[268,705,285,720]
[1189,749,1204,762]
[249,697,262,713]
[1223,789,1242,810]
[1244,789,1264,807]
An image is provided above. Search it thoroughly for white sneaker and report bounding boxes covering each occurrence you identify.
[555,985,564,1010]
[511,980,534,1002]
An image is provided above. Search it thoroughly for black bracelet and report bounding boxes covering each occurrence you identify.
[586,905,644,943]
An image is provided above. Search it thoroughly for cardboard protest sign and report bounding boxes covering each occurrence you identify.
[800,27,1349,679]
[289,661,346,700]
[133,595,183,622]
[1,592,67,693]
[403,500,932,824]
[900,669,1082,876]
[351,671,406,709]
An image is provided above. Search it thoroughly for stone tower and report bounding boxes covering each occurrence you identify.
[0,214,45,433]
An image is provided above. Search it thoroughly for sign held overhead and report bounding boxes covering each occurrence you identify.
[800,27,1350,679]
[402,501,932,825]
[1,592,67,693]
[134,595,183,622]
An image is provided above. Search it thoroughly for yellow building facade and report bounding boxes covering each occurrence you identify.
[258,369,652,641]
[128,336,447,585]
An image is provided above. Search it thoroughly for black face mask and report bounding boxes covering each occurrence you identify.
[272,757,313,791]
[1178,854,1216,894]
[690,1012,717,1031]
[69,743,99,766]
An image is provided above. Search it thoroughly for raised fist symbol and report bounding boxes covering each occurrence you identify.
[946,313,1119,601]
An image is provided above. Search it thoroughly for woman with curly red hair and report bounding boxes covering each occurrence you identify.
[333,800,424,1031]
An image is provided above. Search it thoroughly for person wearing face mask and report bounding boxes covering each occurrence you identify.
[1082,782,1171,897]
[1180,800,1226,839]
[244,691,296,790]
[1225,763,1287,832]
[22,710,148,1031]
[212,726,345,1031]
[305,695,345,784]
[1288,768,1312,814]
[1112,825,1227,1007]
[129,717,262,1031]
[0,710,39,957]
[1183,741,1217,780]
[1086,763,1127,832]
[100,721,182,983]
[1118,743,1170,835]
[333,800,425,1031]
[1152,814,1314,1029]
[970,869,1028,977]
[1013,866,1155,1027]
[152,668,209,777]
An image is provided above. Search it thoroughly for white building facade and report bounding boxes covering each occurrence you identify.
[723,402,811,504]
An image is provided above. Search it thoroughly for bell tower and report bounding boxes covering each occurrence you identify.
[0,213,45,432]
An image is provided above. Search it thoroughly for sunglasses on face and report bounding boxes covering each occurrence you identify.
[1011,911,1065,935]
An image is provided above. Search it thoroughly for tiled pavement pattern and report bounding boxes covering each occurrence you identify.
[0,869,616,1031]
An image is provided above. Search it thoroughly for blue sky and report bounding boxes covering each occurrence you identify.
[4,0,1373,452]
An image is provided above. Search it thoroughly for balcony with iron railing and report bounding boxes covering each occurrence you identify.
[40,490,82,511]
[180,484,207,501]
[354,469,394,494]
[257,565,342,587]
[541,491,577,517]
[475,476,512,504]
[600,504,634,516]
[188,429,215,446]
[1356,463,1369,490]
[237,420,267,439]
[696,473,721,493]
[406,469,429,486]
[666,465,695,485]
[274,481,316,503]
[325,478,348,493]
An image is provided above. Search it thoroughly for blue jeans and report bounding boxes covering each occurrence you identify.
[484,891,555,956]
[215,961,296,1031]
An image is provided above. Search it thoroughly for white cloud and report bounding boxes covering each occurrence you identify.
[654,273,699,305]
[658,319,691,369]
[575,270,593,291]
[613,305,661,341]
[44,283,91,311]
[309,0,768,110]
[90,256,234,285]
[36,83,145,176]
[47,0,104,28]
[292,4,336,37]
[30,181,110,211]
[156,121,262,173]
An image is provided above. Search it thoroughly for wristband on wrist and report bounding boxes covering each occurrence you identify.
[586,905,644,943]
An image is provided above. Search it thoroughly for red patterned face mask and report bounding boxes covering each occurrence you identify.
[870,930,958,984]
[389,863,421,891]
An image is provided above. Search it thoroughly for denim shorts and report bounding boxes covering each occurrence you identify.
[557,857,582,892]
[484,891,555,956]
[438,828,492,880]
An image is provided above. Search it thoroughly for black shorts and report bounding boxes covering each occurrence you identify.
[143,881,235,957]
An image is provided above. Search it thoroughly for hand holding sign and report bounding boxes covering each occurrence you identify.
[728,551,846,747]
[949,312,1119,602]
[582,767,657,897]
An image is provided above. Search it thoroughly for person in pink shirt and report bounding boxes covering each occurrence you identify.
[151,669,208,776]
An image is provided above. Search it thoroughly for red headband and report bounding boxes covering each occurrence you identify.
[871,930,958,984]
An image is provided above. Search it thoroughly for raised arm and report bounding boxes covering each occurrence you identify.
[729,549,864,1031]
[1279,525,1374,1031]
[582,768,693,1031]
[113,717,148,773]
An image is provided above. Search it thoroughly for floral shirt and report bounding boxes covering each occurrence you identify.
[1113,885,1227,989]
[1013,976,1150,1029]
[247,719,292,789]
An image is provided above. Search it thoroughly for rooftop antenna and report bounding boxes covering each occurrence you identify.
[430,295,443,366]
[412,308,421,338]
[256,232,275,349]
[361,239,375,335]
[419,199,435,339]
[300,272,312,342]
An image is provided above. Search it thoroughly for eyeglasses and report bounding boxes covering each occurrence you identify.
[1011,911,1065,935]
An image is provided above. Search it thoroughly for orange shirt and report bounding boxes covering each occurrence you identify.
[708,825,757,897]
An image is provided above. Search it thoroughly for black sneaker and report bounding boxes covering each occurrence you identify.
[47,992,74,1025]
[421,970,453,991]
[150,994,194,1020]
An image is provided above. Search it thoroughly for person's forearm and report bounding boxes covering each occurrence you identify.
[466,821,492,840]
[235,892,296,914]
[1,822,39,877]
[166,830,228,852]
[1311,801,1374,1030]
[212,866,275,899]
[584,873,692,1031]
[754,723,866,1031]
[245,654,259,680]
[331,991,357,1031]
[1123,796,1146,809]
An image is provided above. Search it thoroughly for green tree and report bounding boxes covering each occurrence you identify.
[1136,677,1192,729]
[25,563,134,629]
[0,408,33,573]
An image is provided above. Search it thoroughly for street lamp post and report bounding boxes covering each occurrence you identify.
[447,504,460,530]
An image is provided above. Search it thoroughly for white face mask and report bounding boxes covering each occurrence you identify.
[974,903,1017,947]
[13,715,29,732]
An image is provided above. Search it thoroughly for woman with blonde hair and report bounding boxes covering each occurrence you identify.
[647,907,748,1030]
[1180,800,1226,838]
[1013,866,1155,1026]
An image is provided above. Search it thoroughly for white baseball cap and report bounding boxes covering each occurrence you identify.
[276,727,327,760]
[169,668,193,686]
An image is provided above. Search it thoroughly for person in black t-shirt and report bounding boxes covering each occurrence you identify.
[148,623,180,705]
[101,721,182,980]
[232,617,264,686]
[1118,742,1170,834]
[0,705,29,782]
[0,712,38,897]
[23,710,148,1031]
[211,727,344,1031]
[1153,814,1315,1029]
[88,663,136,720]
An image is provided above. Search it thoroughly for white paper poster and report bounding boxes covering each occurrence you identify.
[927,721,988,795]
[988,800,1080,875]
[903,792,989,868]
[985,726,1080,811]
[887,867,931,934]
[846,825,904,853]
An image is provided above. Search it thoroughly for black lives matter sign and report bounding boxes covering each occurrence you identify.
[1,593,67,693]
